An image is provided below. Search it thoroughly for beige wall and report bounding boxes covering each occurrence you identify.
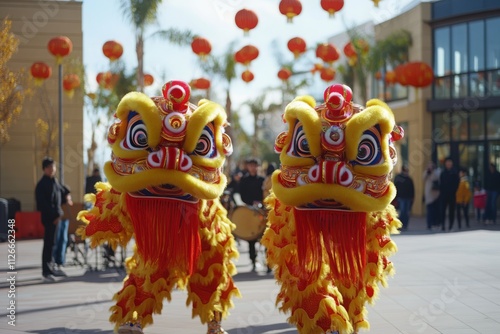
[0,0,84,211]
[374,3,432,215]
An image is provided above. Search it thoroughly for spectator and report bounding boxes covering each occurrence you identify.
[394,165,415,231]
[455,167,472,229]
[473,181,487,224]
[262,162,277,199]
[52,184,73,274]
[423,162,441,230]
[439,157,460,231]
[35,157,67,282]
[483,163,500,224]
[238,158,265,272]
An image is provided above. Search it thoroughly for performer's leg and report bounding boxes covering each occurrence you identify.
[111,252,177,333]
[187,201,240,333]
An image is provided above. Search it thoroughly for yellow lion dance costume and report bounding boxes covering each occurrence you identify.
[261,83,403,334]
[78,80,239,334]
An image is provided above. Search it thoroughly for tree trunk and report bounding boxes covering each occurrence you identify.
[136,33,144,92]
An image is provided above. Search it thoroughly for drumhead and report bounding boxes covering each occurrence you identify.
[230,206,267,241]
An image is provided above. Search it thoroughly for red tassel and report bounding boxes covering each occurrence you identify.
[294,208,367,283]
[126,193,201,275]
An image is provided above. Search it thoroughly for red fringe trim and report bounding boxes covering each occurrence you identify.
[294,208,367,283]
[125,194,201,275]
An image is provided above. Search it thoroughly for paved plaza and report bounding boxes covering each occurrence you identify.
[1,216,499,334]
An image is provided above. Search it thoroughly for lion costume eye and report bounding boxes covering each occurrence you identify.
[193,125,216,158]
[287,123,312,158]
[122,112,149,150]
[355,127,382,165]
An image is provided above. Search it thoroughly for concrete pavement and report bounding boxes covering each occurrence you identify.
[1,216,499,334]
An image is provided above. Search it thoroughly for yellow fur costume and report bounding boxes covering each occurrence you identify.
[77,80,239,333]
[261,84,403,334]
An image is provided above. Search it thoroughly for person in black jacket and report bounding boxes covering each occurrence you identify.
[237,158,264,272]
[35,157,67,282]
[394,165,415,231]
[439,157,460,231]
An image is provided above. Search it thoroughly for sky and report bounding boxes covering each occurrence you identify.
[81,0,418,165]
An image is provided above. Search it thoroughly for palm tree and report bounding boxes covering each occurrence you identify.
[119,0,193,92]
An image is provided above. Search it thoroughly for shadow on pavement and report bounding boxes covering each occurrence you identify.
[28,328,113,334]
[227,322,296,334]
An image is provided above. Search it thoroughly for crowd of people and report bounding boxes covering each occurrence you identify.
[395,157,500,232]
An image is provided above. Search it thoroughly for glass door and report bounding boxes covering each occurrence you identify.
[458,143,485,186]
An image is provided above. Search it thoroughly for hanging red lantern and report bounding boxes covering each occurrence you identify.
[96,72,119,90]
[316,43,340,64]
[278,68,292,81]
[321,0,344,17]
[279,0,302,23]
[320,67,336,82]
[102,40,123,61]
[404,62,434,88]
[63,73,81,98]
[191,78,211,90]
[375,71,382,80]
[287,37,307,58]
[241,70,254,83]
[385,71,396,85]
[30,62,52,85]
[144,73,154,86]
[191,36,212,60]
[235,9,258,36]
[235,45,259,67]
[394,64,408,86]
[311,63,324,74]
[47,36,72,64]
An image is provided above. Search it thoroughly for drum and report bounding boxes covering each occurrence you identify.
[230,205,267,241]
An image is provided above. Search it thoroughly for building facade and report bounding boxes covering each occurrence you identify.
[0,0,84,211]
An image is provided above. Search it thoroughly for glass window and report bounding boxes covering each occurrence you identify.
[435,76,451,99]
[487,70,500,96]
[433,112,450,142]
[451,111,468,141]
[436,144,450,166]
[452,24,468,74]
[470,71,486,97]
[486,18,500,69]
[469,21,485,71]
[434,27,451,76]
[469,110,485,140]
[487,109,500,139]
[452,74,468,98]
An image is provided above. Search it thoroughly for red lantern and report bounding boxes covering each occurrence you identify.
[375,71,382,80]
[287,37,307,58]
[63,73,80,98]
[191,78,211,90]
[102,40,123,61]
[404,62,434,88]
[316,43,340,64]
[30,62,52,85]
[191,37,212,60]
[235,45,259,66]
[235,9,258,36]
[144,74,154,87]
[279,0,302,23]
[96,72,119,90]
[311,63,324,74]
[241,70,254,83]
[320,67,336,82]
[48,36,72,64]
[278,68,292,81]
[321,0,344,17]
[385,71,396,85]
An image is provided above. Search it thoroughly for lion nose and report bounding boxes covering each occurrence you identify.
[147,146,192,172]
[308,160,353,186]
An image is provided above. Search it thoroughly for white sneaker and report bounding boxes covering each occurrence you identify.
[42,274,56,283]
